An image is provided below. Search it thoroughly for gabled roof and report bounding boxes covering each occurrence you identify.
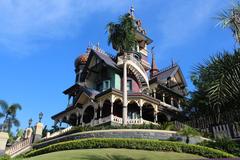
[93,49,119,70]
[151,64,187,87]
[80,49,120,82]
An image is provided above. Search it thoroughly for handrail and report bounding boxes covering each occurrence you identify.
[45,126,73,139]
[126,54,146,77]
[5,136,33,156]
[125,54,149,88]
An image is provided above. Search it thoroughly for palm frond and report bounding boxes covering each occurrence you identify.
[0,113,4,119]
[8,103,22,115]
[12,118,20,127]
[0,100,8,114]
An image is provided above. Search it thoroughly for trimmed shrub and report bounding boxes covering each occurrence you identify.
[198,137,240,157]
[0,155,10,160]
[0,155,23,160]
[25,138,235,158]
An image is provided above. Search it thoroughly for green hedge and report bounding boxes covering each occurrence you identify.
[198,138,240,157]
[0,155,22,160]
[25,138,235,158]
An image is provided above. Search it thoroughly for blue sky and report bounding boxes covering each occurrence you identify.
[0,0,236,131]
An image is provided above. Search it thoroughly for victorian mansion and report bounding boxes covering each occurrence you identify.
[52,9,188,127]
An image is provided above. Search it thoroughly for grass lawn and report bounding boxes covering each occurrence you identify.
[25,148,205,160]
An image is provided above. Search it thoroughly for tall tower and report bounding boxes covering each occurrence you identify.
[131,7,153,71]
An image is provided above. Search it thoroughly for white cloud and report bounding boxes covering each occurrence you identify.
[0,0,128,56]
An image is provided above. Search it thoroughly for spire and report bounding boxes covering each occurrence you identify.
[150,47,159,78]
[130,0,135,17]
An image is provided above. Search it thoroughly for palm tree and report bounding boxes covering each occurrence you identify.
[0,100,22,133]
[178,125,200,144]
[107,13,137,55]
[218,2,240,43]
[192,50,240,123]
[107,13,138,125]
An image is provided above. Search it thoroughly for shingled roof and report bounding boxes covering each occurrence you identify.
[93,49,119,70]
[153,64,179,80]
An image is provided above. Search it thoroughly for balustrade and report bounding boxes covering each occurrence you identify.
[5,137,32,156]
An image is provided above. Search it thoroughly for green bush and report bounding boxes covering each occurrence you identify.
[0,155,23,160]
[25,138,235,158]
[0,155,10,160]
[198,137,240,157]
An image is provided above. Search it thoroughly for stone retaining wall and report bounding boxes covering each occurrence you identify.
[33,129,207,149]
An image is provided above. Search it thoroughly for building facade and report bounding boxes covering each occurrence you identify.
[52,9,188,127]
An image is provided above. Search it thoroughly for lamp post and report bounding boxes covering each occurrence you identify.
[28,118,32,128]
[38,112,43,123]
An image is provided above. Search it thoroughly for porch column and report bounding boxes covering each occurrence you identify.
[110,101,113,115]
[122,60,128,125]
[171,97,174,106]
[94,108,97,119]
[77,112,81,125]
[154,112,158,123]
[162,93,165,103]
[153,89,156,99]
[154,105,158,123]
[178,99,181,108]
[67,95,71,106]
[80,115,83,126]
[59,118,63,127]
[140,106,142,118]
[100,106,102,118]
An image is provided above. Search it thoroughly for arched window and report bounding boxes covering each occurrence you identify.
[102,100,111,118]
[142,103,155,122]
[127,101,140,119]
[113,99,123,118]
[83,106,94,124]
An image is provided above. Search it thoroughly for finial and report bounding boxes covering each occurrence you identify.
[130,0,134,17]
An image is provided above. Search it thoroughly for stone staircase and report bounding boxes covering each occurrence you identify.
[5,137,33,158]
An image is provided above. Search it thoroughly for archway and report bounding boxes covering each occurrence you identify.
[157,113,169,124]
[113,99,123,118]
[83,105,94,124]
[102,100,111,118]
[127,101,140,119]
[142,103,155,122]
[69,113,77,126]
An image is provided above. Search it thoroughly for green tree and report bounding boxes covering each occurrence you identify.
[107,13,137,55]
[218,2,240,43]
[178,125,200,144]
[0,100,22,133]
[190,50,240,123]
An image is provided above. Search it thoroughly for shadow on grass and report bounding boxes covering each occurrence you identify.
[81,154,147,160]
